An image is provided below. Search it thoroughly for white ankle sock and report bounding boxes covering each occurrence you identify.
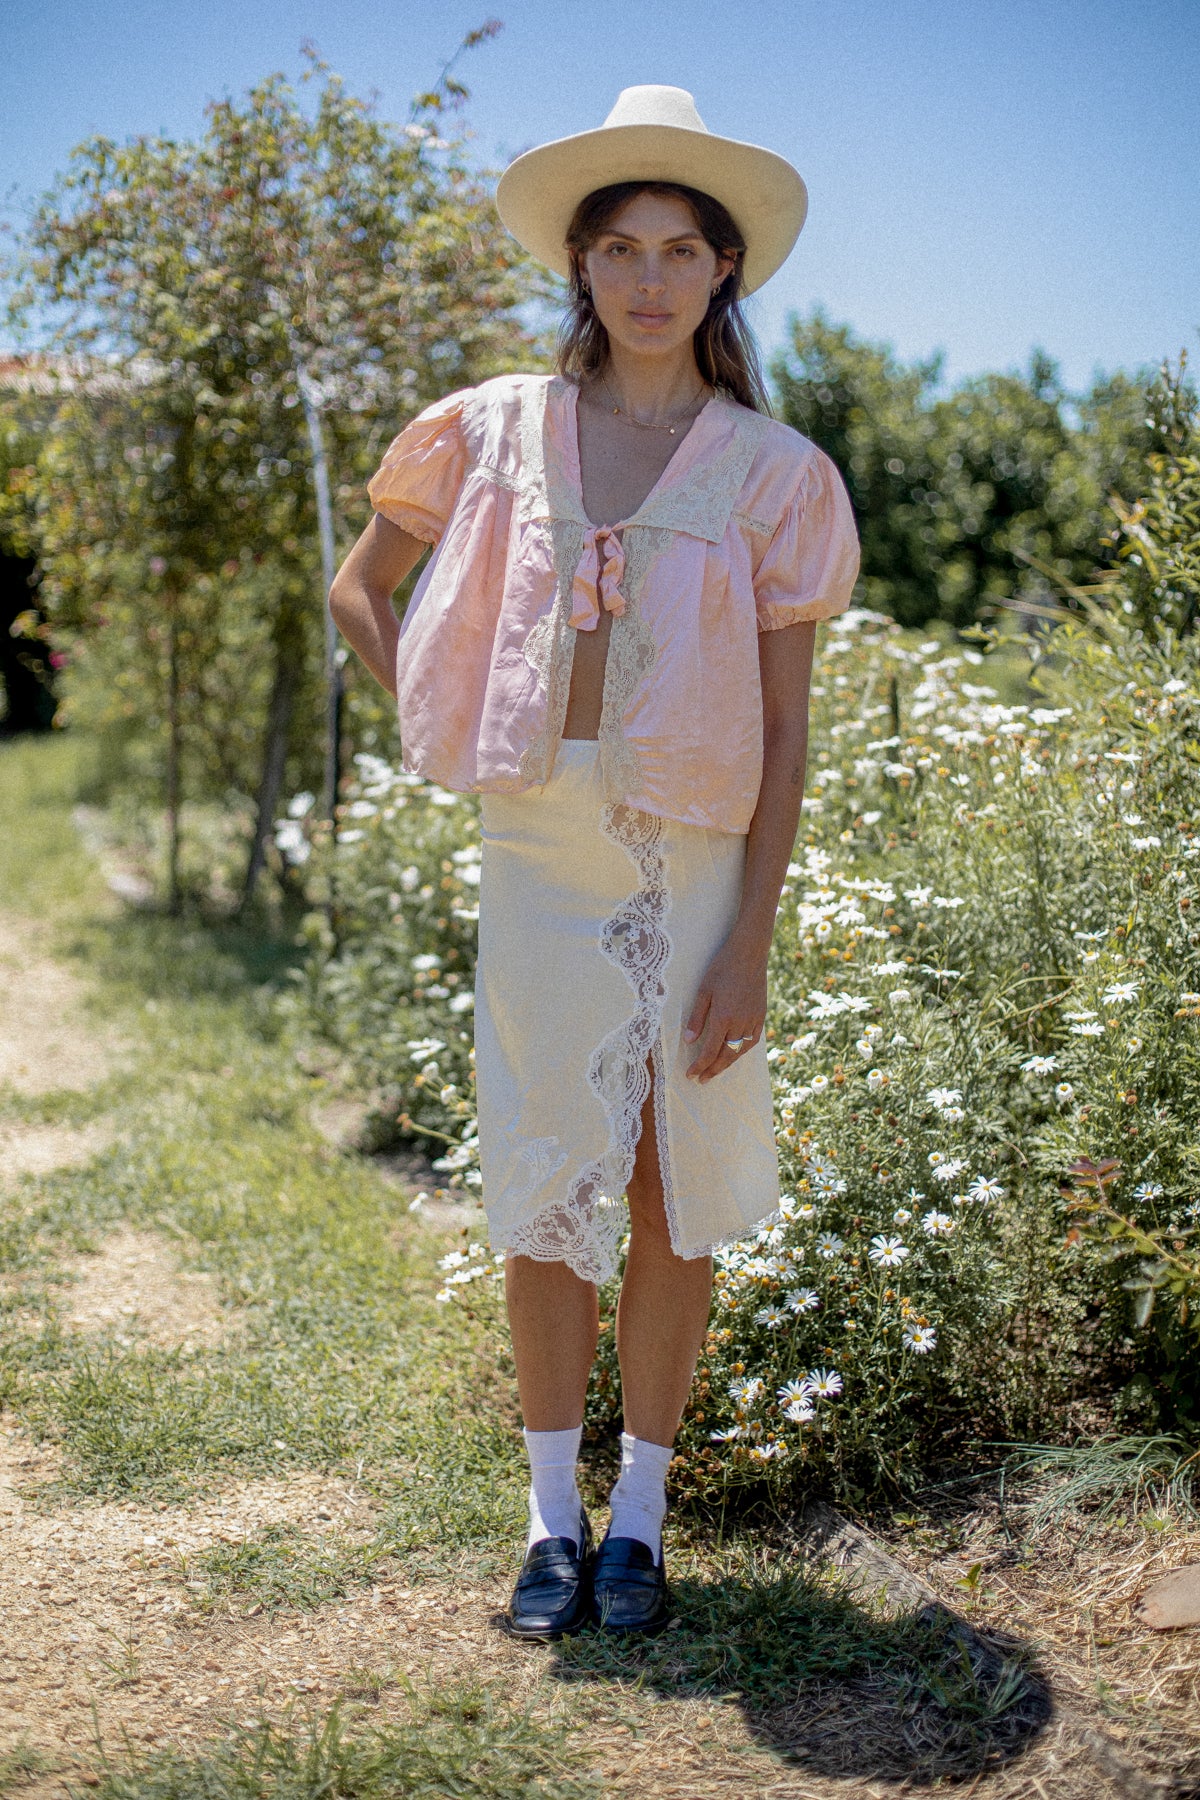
[607,1430,673,1563]
[524,1424,583,1552]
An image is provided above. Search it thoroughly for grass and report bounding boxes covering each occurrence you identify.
[1000,1433,1200,1534]
[0,733,1107,1794]
[79,1686,599,1800]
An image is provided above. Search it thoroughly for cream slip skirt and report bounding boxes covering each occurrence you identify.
[475,738,780,1285]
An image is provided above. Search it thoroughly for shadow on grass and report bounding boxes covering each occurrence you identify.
[75,901,307,1008]
[543,1557,1053,1786]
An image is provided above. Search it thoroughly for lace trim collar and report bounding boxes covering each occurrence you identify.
[516,375,769,545]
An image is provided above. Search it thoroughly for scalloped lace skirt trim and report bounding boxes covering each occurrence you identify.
[475,740,780,1284]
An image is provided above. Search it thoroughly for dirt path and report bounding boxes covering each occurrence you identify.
[1,904,1197,1799]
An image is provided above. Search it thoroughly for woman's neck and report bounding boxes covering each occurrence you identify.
[597,346,709,421]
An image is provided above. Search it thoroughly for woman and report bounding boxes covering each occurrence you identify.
[329,85,860,1639]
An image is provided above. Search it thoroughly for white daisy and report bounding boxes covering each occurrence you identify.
[748,1442,786,1461]
[868,1234,911,1268]
[1055,1082,1075,1101]
[866,1068,887,1091]
[784,1287,821,1313]
[784,1400,816,1423]
[806,1368,844,1399]
[815,1232,845,1259]
[1020,1055,1057,1075]
[728,1377,765,1407]
[1132,1182,1164,1202]
[927,1086,964,1110]
[892,1209,913,1225]
[967,1176,1006,1204]
[1101,982,1140,1005]
[922,1210,954,1236]
[777,1379,813,1405]
[903,1324,938,1354]
[754,1305,789,1329]
[710,1426,744,1442]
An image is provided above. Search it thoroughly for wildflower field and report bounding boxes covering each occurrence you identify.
[294,597,1200,1507]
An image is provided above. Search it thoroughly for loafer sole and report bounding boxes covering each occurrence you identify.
[500,1606,591,1641]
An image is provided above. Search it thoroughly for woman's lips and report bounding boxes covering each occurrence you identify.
[629,311,671,326]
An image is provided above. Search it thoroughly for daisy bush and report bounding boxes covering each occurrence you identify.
[295,500,1200,1496]
[286,754,484,1185]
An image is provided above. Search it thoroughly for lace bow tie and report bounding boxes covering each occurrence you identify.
[569,526,626,631]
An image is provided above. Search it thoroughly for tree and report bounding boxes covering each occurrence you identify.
[771,311,1160,629]
[8,36,546,903]
[0,383,57,733]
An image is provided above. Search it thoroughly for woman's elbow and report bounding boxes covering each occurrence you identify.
[327,570,356,630]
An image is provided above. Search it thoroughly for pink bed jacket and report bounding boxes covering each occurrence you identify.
[368,373,861,835]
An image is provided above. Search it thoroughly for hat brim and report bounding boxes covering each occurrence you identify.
[495,122,808,297]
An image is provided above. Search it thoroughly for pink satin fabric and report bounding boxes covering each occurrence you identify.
[367,374,861,834]
[570,526,626,630]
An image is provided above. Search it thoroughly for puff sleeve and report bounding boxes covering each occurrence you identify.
[753,446,860,631]
[367,389,470,545]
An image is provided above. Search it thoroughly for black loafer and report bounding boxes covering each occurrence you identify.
[590,1534,670,1636]
[503,1510,593,1639]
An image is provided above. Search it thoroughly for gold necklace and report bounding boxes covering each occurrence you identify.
[597,372,709,436]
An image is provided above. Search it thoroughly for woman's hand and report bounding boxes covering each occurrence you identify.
[683,932,768,1083]
[681,624,819,1085]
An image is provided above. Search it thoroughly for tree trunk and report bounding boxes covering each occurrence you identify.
[241,604,302,908]
[296,370,343,825]
[165,603,182,915]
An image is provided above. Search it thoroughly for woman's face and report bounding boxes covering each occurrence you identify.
[579,190,735,364]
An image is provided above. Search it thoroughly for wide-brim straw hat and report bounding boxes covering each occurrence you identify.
[495,85,808,297]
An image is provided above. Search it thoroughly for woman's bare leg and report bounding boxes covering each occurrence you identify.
[505,1061,711,1441]
[618,1063,713,1446]
[504,1255,599,1431]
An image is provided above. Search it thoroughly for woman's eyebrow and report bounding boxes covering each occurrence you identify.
[597,229,706,246]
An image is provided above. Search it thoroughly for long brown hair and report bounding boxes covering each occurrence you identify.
[555,181,771,415]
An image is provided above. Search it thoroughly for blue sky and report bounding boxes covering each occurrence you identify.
[3,0,1198,392]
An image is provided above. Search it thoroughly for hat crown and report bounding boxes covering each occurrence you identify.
[601,85,709,136]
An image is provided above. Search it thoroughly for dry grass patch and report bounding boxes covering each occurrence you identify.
[878,1492,1200,1796]
[0,914,127,1097]
[0,1117,115,1190]
[57,1223,237,1353]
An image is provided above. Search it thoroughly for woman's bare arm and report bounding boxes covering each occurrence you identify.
[328,513,431,696]
[684,620,817,1082]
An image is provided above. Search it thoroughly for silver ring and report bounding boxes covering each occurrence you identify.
[724,1036,750,1052]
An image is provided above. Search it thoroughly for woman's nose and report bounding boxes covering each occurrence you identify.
[637,259,667,293]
